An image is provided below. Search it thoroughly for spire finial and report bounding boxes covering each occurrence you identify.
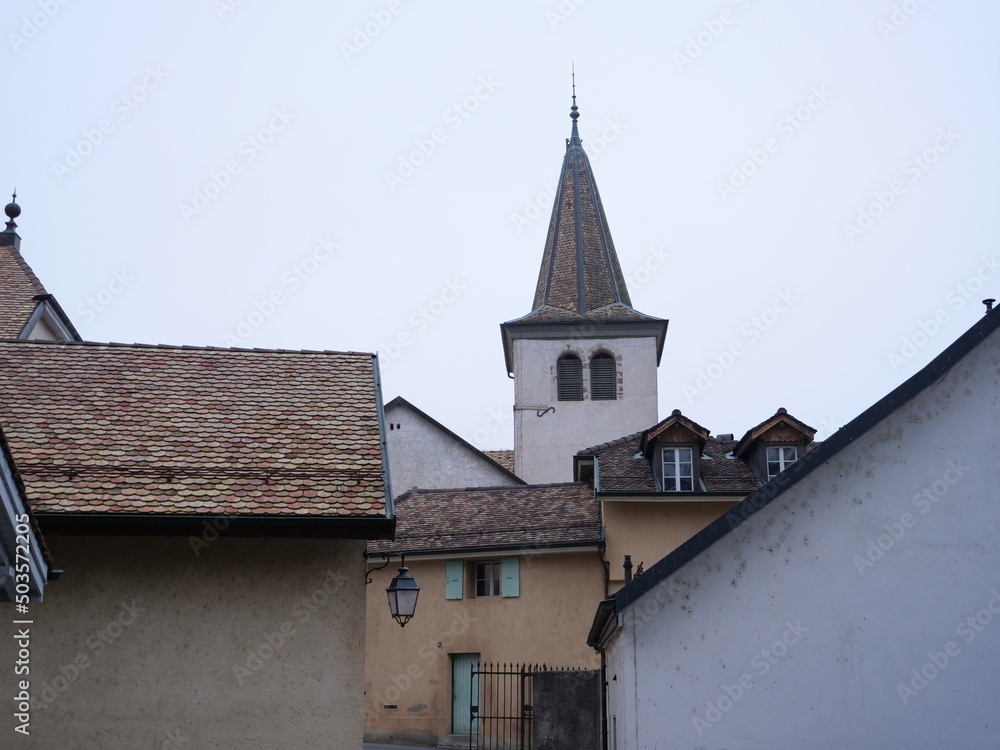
[568,65,581,146]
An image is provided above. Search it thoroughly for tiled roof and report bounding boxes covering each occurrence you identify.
[0,340,388,517]
[0,245,45,338]
[483,449,515,474]
[369,483,600,556]
[580,432,761,494]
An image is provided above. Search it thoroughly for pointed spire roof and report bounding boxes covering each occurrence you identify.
[524,91,641,322]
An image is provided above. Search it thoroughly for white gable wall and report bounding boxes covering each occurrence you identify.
[605,325,1000,750]
[385,402,519,493]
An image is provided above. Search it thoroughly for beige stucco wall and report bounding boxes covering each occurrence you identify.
[364,550,604,745]
[1,534,368,749]
[603,499,740,589]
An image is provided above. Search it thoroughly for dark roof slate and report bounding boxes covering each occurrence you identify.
[369,483,600,556]
[581,433,761,494]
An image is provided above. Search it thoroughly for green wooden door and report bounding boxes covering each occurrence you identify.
[452,652,480,735]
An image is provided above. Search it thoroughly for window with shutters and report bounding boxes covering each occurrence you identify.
[557,354,583,401]
[475,561,502,597]
[590,353,616,400]
[467,558,520,598]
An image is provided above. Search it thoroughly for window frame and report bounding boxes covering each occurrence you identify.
[474,561,502,598]
[661,446,695,492]
[765,445,798,480]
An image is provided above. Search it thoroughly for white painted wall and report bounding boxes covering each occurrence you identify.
[605,325,1000,750]
[385,402,519,493]
[512,336,659,484]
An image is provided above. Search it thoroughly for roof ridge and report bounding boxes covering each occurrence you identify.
[403,481,587,496]
[0,338,377,357]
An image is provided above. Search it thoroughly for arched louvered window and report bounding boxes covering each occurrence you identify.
[557,354,583,401]
[590,353,616,400]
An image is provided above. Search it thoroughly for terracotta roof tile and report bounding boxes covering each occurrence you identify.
[483,449,515,474]
[369,483,600,556]
[0,341,387,517]
[0,245,45,338]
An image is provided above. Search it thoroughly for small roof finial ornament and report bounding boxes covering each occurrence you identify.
[0,189,20,249]
[4,190,19,231]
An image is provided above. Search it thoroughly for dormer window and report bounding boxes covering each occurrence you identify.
[590,353,616,400]
[662,447,694,491]
[766,446,798,480]
[557,354,583,400]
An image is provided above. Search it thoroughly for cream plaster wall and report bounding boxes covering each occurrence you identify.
[364,551,604,745]
[385,402,519,493]
[602,499,740,589]
[512,336,659,484]
[1,535,368,749]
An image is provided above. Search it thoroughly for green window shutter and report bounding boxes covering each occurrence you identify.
[501,557,519,598]
[446,560,464,600]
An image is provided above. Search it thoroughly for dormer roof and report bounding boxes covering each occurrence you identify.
[734,407,816,459]
[640,409,711,456]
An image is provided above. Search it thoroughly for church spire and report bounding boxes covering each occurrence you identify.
[529,85,634,317]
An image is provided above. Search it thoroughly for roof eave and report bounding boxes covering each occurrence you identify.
[36,513,396,540]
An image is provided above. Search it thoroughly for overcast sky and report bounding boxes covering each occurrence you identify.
[6,0,998,450]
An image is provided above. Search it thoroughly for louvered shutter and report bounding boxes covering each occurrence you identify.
[590,354,616,400]
[557,355,583,401]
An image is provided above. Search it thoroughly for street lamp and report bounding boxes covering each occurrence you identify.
[367,553,420,628]
[385,560,420,628]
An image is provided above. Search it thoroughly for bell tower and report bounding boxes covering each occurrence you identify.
[501,90,668,483]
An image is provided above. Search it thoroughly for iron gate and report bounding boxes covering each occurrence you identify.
[468,662,534,750]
